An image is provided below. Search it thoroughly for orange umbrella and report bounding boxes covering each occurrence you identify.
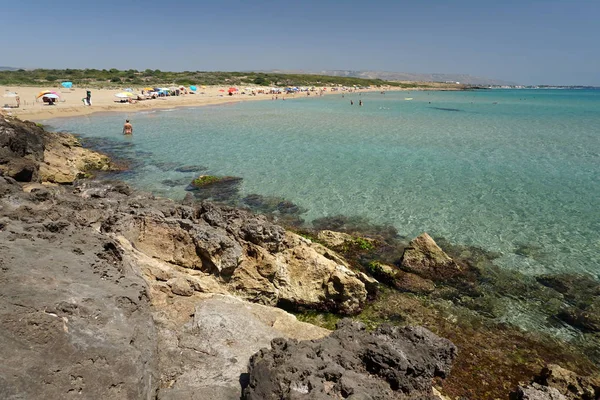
[37,90,60,99]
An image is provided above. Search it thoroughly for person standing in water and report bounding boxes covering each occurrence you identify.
[123,120,133,135]
[359,100,363,106]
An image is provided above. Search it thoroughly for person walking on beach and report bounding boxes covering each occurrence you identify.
[86,90,92,106]
[123,120,133,135]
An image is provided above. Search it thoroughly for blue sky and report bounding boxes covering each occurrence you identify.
[2,0,599,85]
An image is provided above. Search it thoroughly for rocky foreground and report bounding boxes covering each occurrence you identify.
[1,116,599,400]
[0,117,452,399]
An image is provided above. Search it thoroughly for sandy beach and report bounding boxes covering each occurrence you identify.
[1,85,380,121]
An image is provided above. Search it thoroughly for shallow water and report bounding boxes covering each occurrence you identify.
[44,89,600,276]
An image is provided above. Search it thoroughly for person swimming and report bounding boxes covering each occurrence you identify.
[123,120,133,135]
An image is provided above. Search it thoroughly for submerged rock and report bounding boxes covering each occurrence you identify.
[186,175,243,202]
[175,165,207,173]
[243,319,457,399]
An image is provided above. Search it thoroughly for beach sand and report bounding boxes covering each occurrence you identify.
[1,85,379,121]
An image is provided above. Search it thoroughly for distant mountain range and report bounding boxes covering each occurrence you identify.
[0,66,19,71]
[260,70,518,86]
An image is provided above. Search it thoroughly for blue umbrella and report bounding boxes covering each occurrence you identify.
[190,85,197,91]
[61,82,73,88]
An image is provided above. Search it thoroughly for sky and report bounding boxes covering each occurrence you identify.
[2,0,599,85]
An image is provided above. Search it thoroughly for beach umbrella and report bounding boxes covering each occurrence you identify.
[189,85,197,91]
[201,85,206,89]
[115,92,135,98]
[144,87,154,91]
[37,90,55,98]
[218,89,225,92]
[42,94,59,99]
[124,88,133,92]
[61,82,73,88]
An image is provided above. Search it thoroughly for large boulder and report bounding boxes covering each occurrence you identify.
[400,233,463,281]
[108,202,370,314]
[39,131,113,183]
[0,117,44,181]
[154,294,330,400]
[0,193,158,399]
[243,319,457,400]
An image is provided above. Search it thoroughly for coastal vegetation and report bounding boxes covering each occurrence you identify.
[0,68,412,88]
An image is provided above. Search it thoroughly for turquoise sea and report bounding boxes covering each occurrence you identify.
[44,89,600,277]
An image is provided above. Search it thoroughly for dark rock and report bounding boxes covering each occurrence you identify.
[243,319,456,399]
[0,118,45,182]
[557,305,600,332]
[537,274,600,303]
[161,177,194,187]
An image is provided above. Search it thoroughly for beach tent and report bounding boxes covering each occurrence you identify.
[189,85,197,91]
[61,82,73,88]
[124,88,133,92]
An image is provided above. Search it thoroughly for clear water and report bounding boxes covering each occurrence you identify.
[44,89,600,276]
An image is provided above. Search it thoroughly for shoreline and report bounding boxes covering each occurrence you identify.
[2,84,464,122]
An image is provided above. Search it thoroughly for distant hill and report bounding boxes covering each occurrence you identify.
[261,69,517,86]
[0,66,19,71]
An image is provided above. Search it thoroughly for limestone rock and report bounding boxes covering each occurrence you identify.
[39,131,113,184]
[400,233,463,281]
[168,277,194,296]
[110,204,368,314]
[243,319,457,400]
[156,294,329,400]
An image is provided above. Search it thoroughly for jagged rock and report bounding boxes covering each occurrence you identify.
[110,204,368,314]
[155,294,330,400]
[39,131,113,184]
[400,233,463,281]
[243,319,457,400]
[0,117,44,181]
[0,189,158,399]
[511,384,568,400]
[511,364,600,400]
[535,364,600,399]
[317,229,354,247]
